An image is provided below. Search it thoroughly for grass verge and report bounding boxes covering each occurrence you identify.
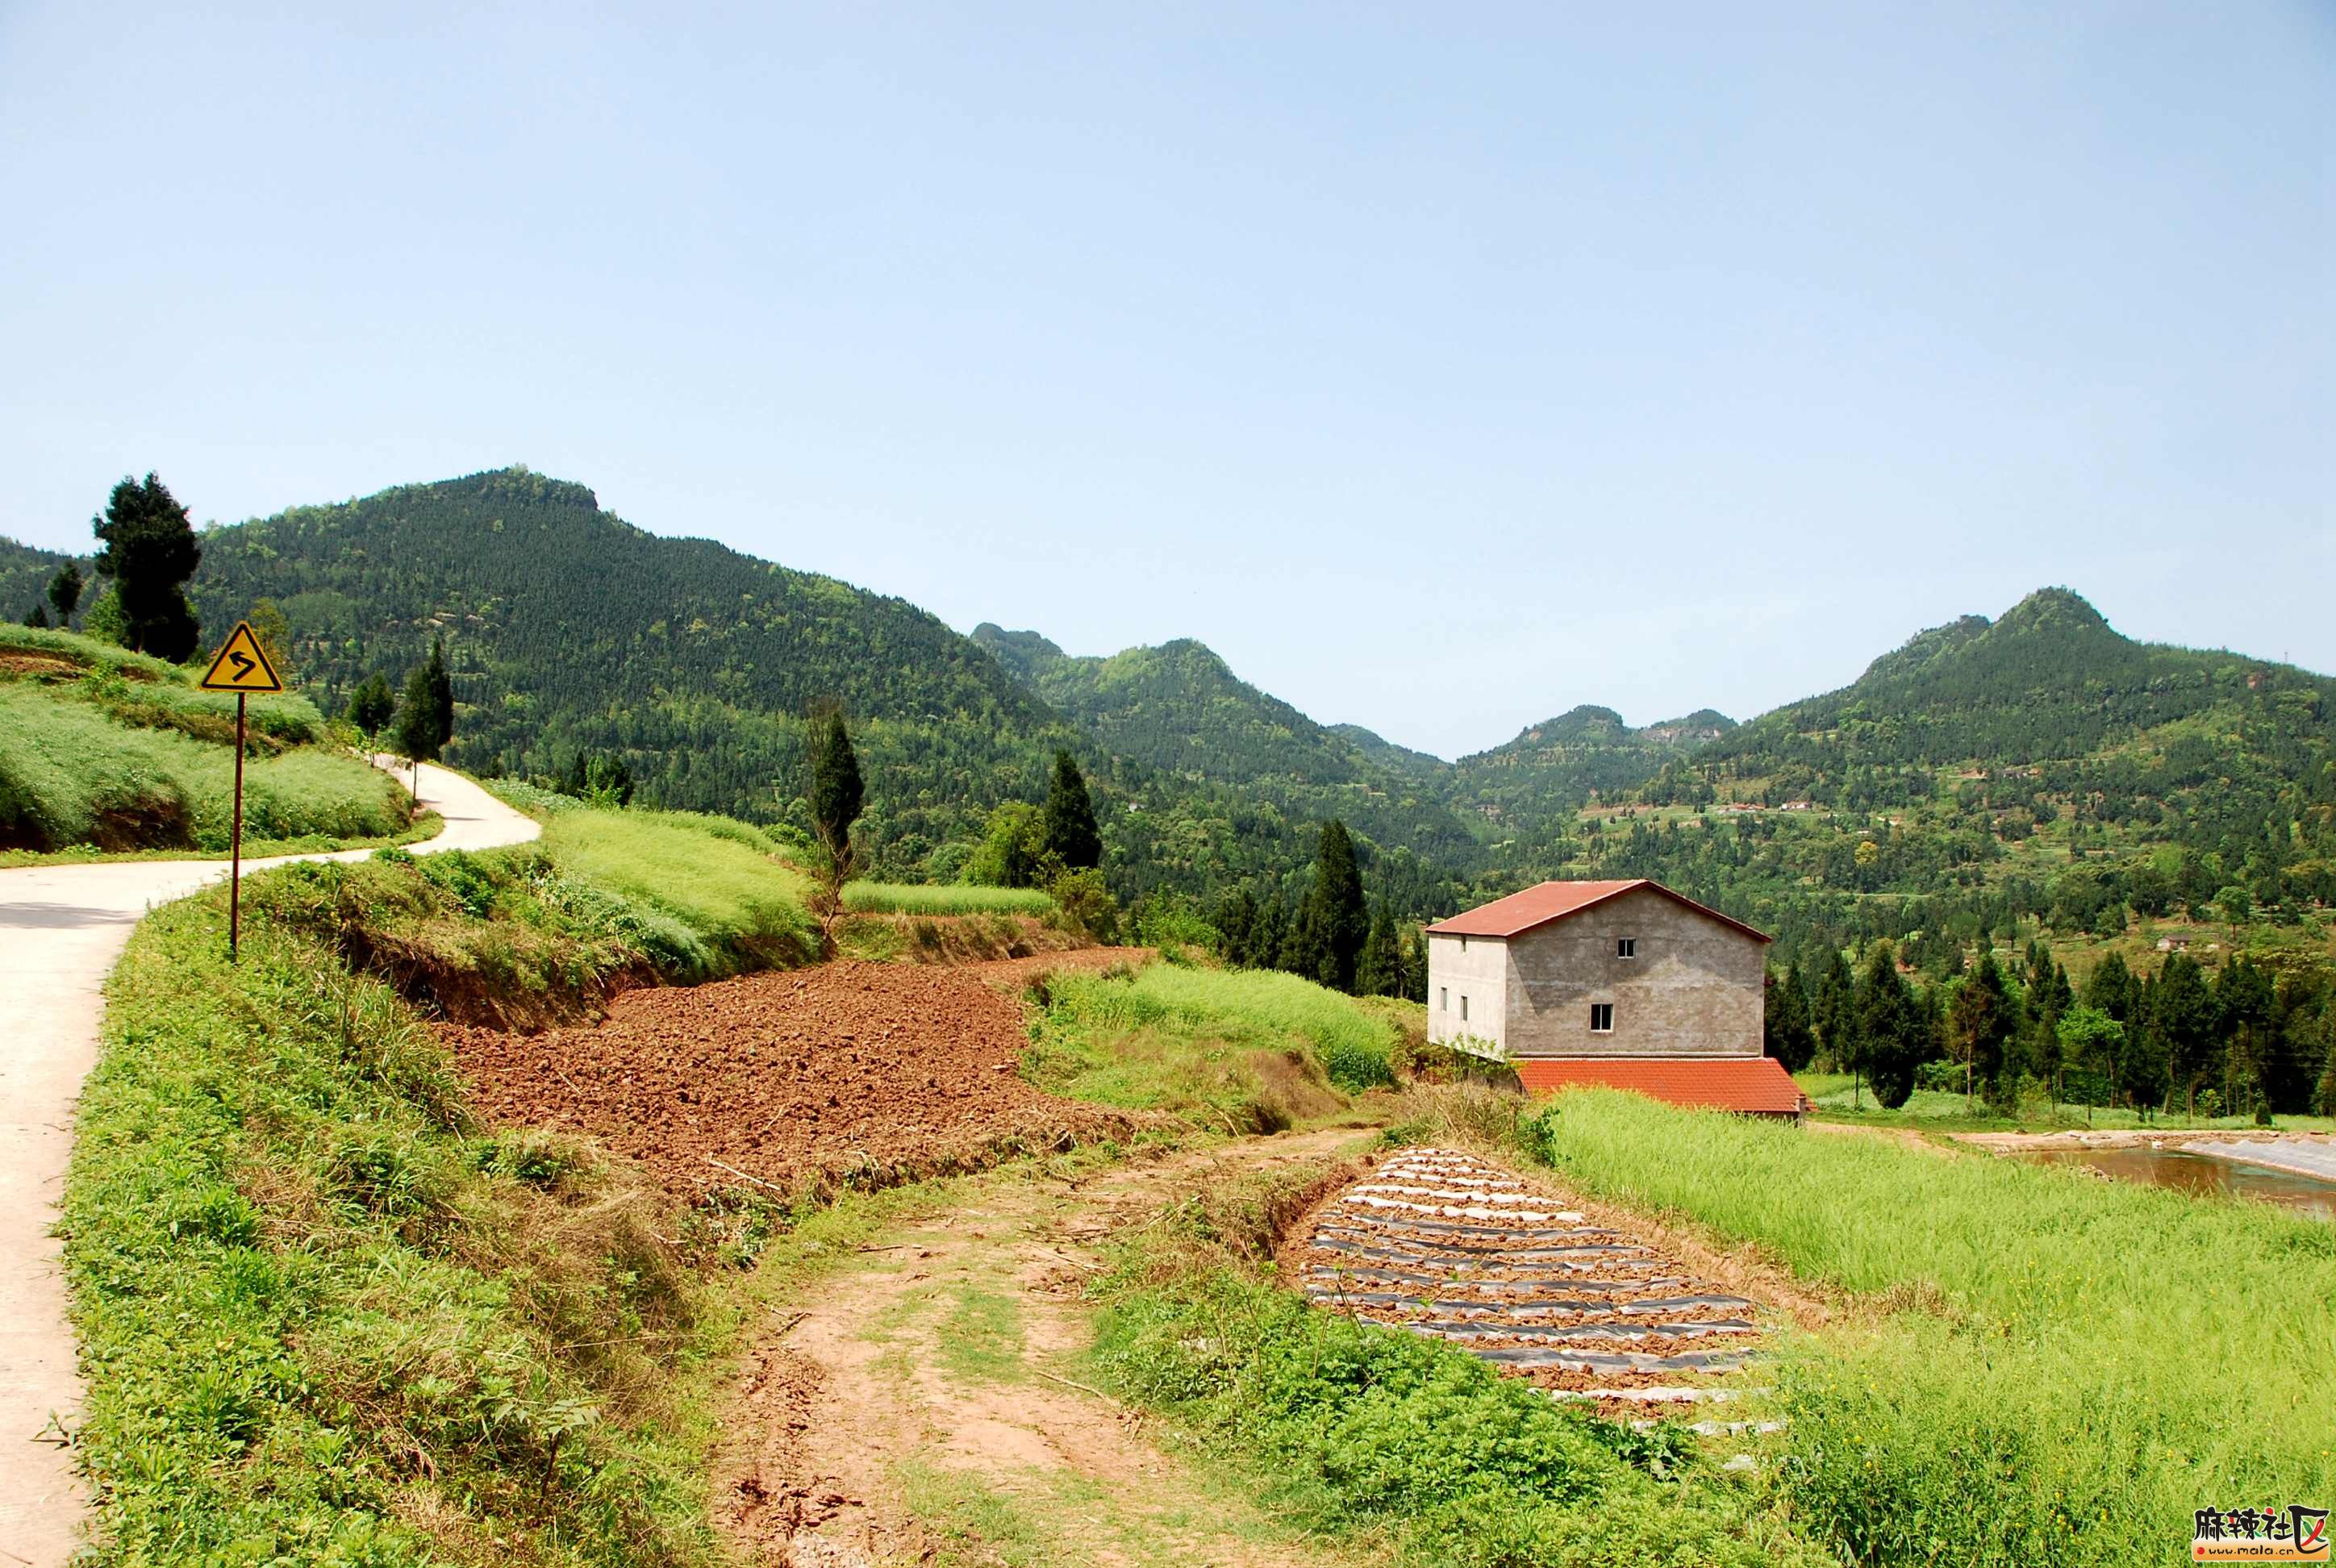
[1022,963,1396,1132]
[1514,1088,2336,1566]
[65,888,723,1565]
[844,882,1054,917]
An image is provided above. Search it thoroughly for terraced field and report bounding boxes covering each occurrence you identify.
[1293,1147,1776,1431]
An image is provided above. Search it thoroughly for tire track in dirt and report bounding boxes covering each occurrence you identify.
[718,1130,1375,1568]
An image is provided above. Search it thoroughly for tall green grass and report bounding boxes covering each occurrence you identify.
[843,882,1053,916]
[540,808,814,975]
[1519,1090,2336,1565]
[65,882,725,1565]
[1024,965,1396,1131]
[0,683,405,852]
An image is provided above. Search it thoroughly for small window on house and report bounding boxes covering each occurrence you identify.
[1439,986,1448,1011]
[1590,1003,1614,1033]
[1460,995,1470,1022]
[1616,938,1637,958]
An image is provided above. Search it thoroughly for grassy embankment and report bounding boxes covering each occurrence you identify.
[64,807,820,1563]
[1511,1088,2336,1566]
[1022,962,1401,1132]
[0,624,417,861]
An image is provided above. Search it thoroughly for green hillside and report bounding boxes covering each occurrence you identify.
[970,624,1482,906]
[2,537,86,627]
[0,623,414,857]
[1448,703,1736,849]
[184,469,1082,877]
[1533,590,2336,972]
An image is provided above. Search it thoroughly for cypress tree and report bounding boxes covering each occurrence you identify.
[1249,889,1287,973]
[47,562,82,628]
[2084,950,2138,1024]
[1356,901,1400,998]
[808,708,865,873]
[91,472,202,661]
[1764,962,1817,1072]
[1041,750,1103,871]
[24,603,48,628]
[391,660,441,786]
[1304,819,1368,992]
[1948,953,2014,1107]
[1214,887,1258,966]
[424,636,455,754]
[2154,953,2217,1119]
[1813,949,1857,1073]
[1857,945,1926,1110]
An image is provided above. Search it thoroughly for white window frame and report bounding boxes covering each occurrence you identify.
[1590,1003,1614,1033]
[1616,937,1637,958]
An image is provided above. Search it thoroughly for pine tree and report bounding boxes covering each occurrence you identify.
[24,603,48,628]
[1356,902,1400,998]
[47,561,82,628]
[1303,819,1368,992]
[1214,887,1258,966]
[1041,750,1103,871]
[2084,950,2138,1024]
[424,636,455,755]
[92,472,202,661]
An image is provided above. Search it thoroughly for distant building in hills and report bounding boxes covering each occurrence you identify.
[1425,879,1803,1120]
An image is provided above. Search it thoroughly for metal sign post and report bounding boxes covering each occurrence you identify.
[198,621,286,963]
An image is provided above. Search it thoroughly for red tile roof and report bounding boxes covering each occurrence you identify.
[1425,879,1770,944]
[1514,1056,1808,1116]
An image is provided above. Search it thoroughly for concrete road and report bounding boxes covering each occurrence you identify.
[0,763,538,1566]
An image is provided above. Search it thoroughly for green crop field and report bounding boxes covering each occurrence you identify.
[1516,1089,2336,1565]
[1024,962,1397,1131]
[0,682,408,854]
[843,881,1054,916]
[538,807,814,975]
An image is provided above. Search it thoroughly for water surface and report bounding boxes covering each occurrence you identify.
[2015,1145,2336,1223]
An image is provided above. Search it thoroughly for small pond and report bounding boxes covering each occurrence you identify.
[2014,1146,2336,1223]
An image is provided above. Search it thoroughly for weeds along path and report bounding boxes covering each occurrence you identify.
[0,761,536,1567]
[718,1128,1377,1568]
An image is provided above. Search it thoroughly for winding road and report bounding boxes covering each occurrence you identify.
[0,763,539,1566]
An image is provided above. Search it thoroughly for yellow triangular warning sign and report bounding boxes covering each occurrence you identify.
[198,621,286,693]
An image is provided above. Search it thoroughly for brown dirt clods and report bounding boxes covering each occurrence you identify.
[441,953,1143,1199]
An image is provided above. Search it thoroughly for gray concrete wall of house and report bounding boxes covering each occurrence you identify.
[1502,886,1765,1057]
[1425,931,1510,1056]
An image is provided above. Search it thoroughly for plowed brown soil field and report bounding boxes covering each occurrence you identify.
[440,951,1144,1198]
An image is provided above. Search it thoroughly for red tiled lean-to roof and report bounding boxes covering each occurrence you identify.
[1425,878,1771,944]
[1513,1056,1808,1116]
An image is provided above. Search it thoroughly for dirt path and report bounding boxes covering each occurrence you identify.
[716,1128,1376,1567]
[0,762,537,1568]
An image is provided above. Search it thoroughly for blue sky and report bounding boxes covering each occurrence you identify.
[3,3,2328,757]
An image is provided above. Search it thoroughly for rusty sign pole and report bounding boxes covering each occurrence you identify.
[230,692,247,962]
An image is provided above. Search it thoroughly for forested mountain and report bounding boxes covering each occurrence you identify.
[970,624,1482,907]
[1446,704,1736,849]
[2,538,84,626]
[1327,723,1450,783]
[185,469,1078,874]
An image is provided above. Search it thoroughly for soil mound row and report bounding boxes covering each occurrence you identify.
[1291,1146,1768,1410]
[441,953,1142,1199]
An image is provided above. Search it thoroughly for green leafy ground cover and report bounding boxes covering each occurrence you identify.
[1022,963,1397,1131]
[842,881,1054,916]
[1515,1089,2336,1566]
